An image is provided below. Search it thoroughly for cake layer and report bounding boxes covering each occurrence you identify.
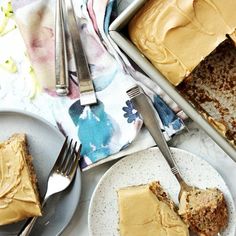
[118,182,189,236]
[129,0,236,85]
[0,134,41,226]
[179,188,228,236]
[178,39,236,146]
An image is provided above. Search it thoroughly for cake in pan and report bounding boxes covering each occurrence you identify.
[128,0,236,146]
[178,39,236,146]
[128,0,236,86]
[0,134,42,226]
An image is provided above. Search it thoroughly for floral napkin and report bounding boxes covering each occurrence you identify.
[0,0,186,170]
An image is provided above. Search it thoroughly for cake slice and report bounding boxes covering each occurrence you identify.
[178,188,228,236]
[118,181,189,236]
[0,134,42,226]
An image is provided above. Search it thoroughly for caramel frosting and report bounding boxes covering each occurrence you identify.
[129,0,236,85]
[0,134,41,226]
[118,184,189,236]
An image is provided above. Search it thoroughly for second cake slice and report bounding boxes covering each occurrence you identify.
[0,134,42,226]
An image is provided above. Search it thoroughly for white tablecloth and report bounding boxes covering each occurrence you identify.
[1,1,236,235]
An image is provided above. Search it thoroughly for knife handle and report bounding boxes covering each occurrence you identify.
[55,0,69,96]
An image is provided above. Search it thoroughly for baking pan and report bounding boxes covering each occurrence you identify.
[109,0,236,161]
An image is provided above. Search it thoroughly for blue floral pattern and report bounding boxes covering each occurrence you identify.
[122,100,140,123]
[153,95,184,134]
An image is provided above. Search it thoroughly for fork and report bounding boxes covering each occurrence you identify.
[126,85,193,201]
[18,137,81,236]
[127,86,224,235]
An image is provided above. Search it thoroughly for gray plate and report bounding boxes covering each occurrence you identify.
[0,109,81,236]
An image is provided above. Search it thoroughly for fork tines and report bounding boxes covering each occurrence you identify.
[52,137,81,176]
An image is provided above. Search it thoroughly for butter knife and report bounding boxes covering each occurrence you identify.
[64,0,97,105]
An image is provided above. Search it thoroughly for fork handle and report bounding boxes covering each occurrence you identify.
[17,196,49,236]
[129,86,184,183]
[17,217,38,236]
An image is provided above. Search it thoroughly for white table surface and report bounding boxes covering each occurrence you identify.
[1,1,235,235]
[64,120,236,236]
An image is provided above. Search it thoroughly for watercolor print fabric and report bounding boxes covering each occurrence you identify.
[11,0,185,169]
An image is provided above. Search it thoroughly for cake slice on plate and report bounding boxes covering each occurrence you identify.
[0,134,42,226]
[118,181,189,236]
[178,188,228,236]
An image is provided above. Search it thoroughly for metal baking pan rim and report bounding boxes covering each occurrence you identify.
[109,0,236,161]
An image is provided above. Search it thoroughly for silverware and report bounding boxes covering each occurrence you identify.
[64,0,97,106]
[126,85,192,201]
[18,137,81,236]
[127,85,225,236]
[55,0,69,95]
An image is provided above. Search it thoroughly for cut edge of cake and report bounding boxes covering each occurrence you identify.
[178,188,228,236]
[17,133,42,212]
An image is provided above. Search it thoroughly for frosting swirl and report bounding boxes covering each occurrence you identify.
[129,0,236,85]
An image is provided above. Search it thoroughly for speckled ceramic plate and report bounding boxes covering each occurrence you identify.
[88,147,236,236]
[0,109,81,236]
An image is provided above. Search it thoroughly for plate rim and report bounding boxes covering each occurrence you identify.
[88,146,236,235]
[0,108,81,236]
[0,108,62,137]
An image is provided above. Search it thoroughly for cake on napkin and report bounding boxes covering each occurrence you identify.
[0,134,41,226]
[118,181,189,236]
[129,0,236,86]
